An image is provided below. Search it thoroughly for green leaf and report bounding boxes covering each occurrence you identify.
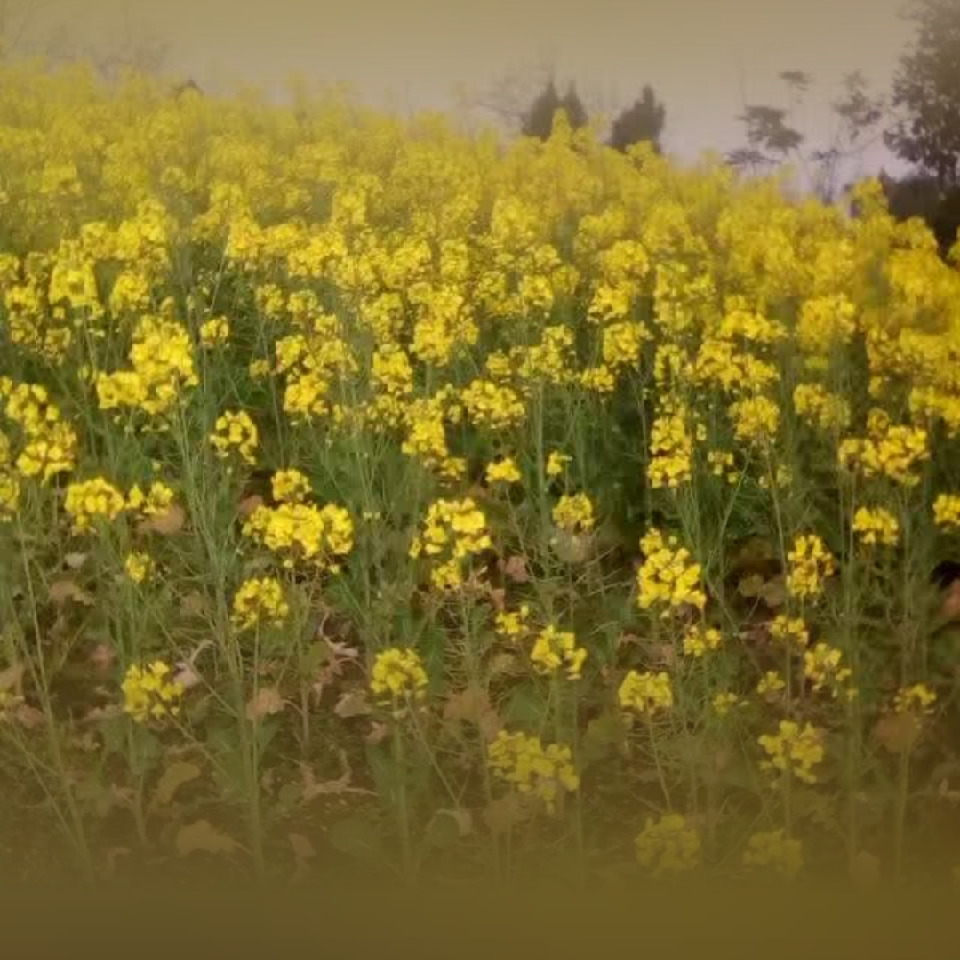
[501,684,548,730]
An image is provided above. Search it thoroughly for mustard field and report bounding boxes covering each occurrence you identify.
[1,63,960,885]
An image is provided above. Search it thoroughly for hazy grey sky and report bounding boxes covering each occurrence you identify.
[24,0,916,174]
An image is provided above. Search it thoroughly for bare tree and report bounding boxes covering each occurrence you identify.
[0,0,54,62]
[728,68,887,202]
[41,6,170,82]
[455,58,557,133]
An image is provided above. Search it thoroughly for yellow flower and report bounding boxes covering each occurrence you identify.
[803,642,854,697]
[552,492,595,534]
[232,577,290,631]
[786,534,836,601]
[682,622,722,658]
[757,671,786,697]
[933,494,960,531]
[487,729,579,815]
[743,829,803,879]
[124,551,155,584]
[769,615,809,651]
[893,683,936,715]
[210,409,259,466]
[486,458,522,485]
[409,497,491,590]
[619,670,673,715]
[199,316,230,347]
[370,647,429,702]
[495,604,531,640]
[712,692,744,717]
[852,506,900,547]
[122,661,185,724]
[530,625,588,680]
[636,528,706,615]
[271,468,311,504]
[758,720,825,785]
[546,451,571,477]
[635,813,701,876]
[64,477,127,534]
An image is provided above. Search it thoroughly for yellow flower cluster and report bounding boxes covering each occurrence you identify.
[409,497,492,589]
[243,500,354,572]
[551,492,595,534]
[1,379,78,483]
[893,683,936,715]
[546,451,571,477]
[369,647,429,703]
[530,625,588,680]
[933,494,960,531]
[769,615,810,652]
[839,412,928,488]
[712,692,744,717]
[231,576,290,631]
[742,829,804,879]
[636,528,707,615]
[681,623,723,658]
[210,409,260,466]
[707,449,738,484]
[730,394,781,446]
[757,671,786,697]
[97,314,198,421]
[495,604,531,640]
[758,720,825,785]
[271,468,312,504]
[786,534,836,601]
[648,399,695,489]
[793,383,851,432]
[486,457,522,485]
[121,661,185,724]
[64,477,127,534]
[618,670,674,716]
[852,506,900,547]
[634,813,702,876]
[124,551,156,584]
[460,379,526,431]
[127,481,176,518]
[199,316,230,348]
[487,729,580,814]
[803,642,854,698]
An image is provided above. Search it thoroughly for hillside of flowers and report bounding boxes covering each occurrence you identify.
[2,61,960,885]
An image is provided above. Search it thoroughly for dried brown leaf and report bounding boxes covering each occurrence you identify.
[333,689,371,718]
[153,761,202,806]
[365,721,389,745]
[175,819,239,857]
[443,685,492,724]
[179,591,209,618]
[0,663,24,692]
[483,794,526,834]
[49,578,94,607]
[874,712,921,754]
[140,504,186,536]
[238,495,264,518]
[487,587,506,611]
[15,704,45,729]
[245,686,285,720]
[289,832,316,861]
[90,643,116,672]
[502,555,529,584]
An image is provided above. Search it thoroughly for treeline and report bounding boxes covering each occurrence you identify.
[511,0,960,259]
